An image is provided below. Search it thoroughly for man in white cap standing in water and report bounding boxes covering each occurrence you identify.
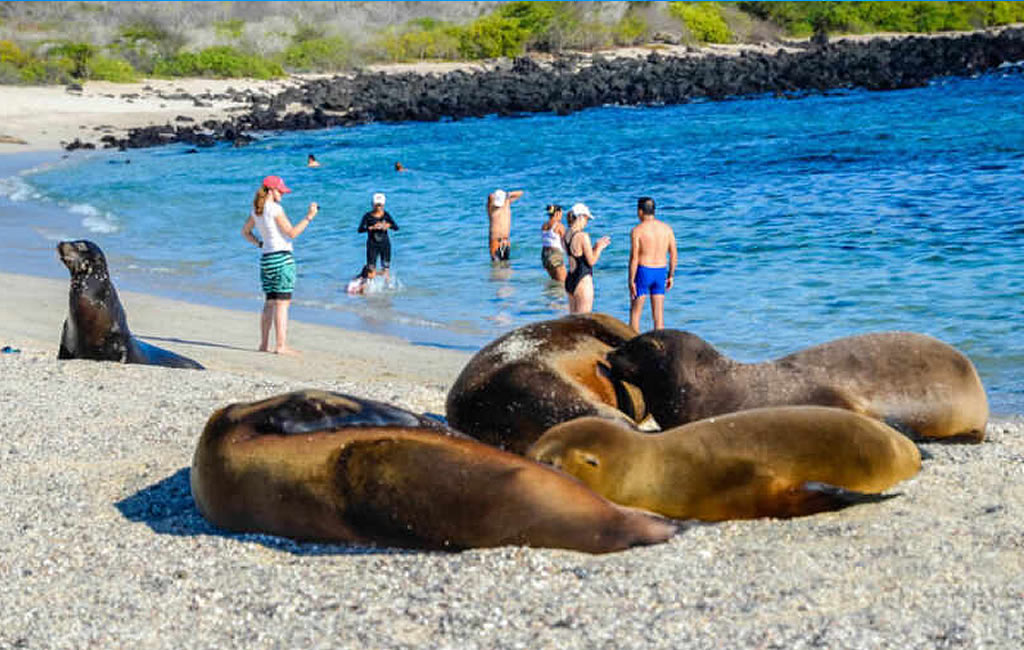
[358,192,399,282]
[486,187,523,262]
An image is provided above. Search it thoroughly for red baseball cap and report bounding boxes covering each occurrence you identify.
[262,175,292,193]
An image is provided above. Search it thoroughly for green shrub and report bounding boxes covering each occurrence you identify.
[18,58,73,85]
[48,41,96,78]
[88,55,138,82]
[614,11,650,45]
[669,2,733,43]
[282,36,353,71]
[0,40,31,67]
[153,46,284,79]
[738,1,1024,36]
[457,14,531,58]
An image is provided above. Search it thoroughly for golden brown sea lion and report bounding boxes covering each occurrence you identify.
[191,390,676,553]
[445,313,646,454]
[527,406,922,521]
[606,330,988,442]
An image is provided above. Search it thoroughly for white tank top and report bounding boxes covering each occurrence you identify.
[541,226,564,250]
[254,200,293,253]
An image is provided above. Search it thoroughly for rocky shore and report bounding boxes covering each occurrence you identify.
[67,26,1024,152]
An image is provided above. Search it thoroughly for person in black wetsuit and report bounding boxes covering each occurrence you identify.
[358,192,399,281]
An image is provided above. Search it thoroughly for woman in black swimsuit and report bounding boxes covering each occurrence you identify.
[563,202,611,314]
[357,192,399,281]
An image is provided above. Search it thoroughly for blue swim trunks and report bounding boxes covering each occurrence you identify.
[634,265,667,296]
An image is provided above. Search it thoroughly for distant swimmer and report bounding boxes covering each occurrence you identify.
[487,188,523,262]
[540,203,567,282]
[628,197,677,332]
[395,161,407,172]
[358,192,399,282]
[564,203,610,314]
[307,154,321,168]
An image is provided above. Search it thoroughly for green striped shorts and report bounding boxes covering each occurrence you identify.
[260,251,296,298]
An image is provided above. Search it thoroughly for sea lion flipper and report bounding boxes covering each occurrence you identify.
[779,481,899,518]
[58,319,73,359]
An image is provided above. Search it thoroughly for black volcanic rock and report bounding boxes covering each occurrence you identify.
[73,28,1024,151]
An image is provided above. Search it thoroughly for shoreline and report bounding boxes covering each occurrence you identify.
[2,26,1022,153]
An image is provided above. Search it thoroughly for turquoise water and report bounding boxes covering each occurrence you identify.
[3,70,1023,412]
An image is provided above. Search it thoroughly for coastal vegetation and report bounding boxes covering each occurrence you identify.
[1,1,1023,84]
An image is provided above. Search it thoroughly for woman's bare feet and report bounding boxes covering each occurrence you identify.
[274,346,301,356]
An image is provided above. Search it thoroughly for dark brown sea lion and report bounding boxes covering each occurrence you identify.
[57,240,203,369]
[607,330,988,442]
[445,313,646,454]
[528,406,922,521]
[191,390,676,553]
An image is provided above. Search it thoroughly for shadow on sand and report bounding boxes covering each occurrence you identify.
[114,467,413,557]
[138,335,252,353]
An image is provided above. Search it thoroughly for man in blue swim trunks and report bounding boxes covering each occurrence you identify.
[628,197,677,332]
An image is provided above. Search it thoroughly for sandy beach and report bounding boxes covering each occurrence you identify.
[1,270,1022,647]
[1,62,1022,646]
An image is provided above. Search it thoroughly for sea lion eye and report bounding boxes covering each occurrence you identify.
[584,455,599,467]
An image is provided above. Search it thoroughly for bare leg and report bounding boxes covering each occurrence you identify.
[651,294,666,330]
[576,276,595,314]
[259,299,274,351]
[629,294,647,332]
[274,299,299,355]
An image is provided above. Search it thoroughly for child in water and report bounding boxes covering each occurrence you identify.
[347,265,375,295]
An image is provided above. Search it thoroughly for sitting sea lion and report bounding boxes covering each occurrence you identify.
[191,390,676,553]
[528,406,922,521]
[57,240,203,369]
[446,313,646,454]
[607,330,987,442]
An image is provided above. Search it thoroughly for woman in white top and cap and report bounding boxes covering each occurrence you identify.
[241,175,318,355]
[563,202,610,314]
[540,203,567,282]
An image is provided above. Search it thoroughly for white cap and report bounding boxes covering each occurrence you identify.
[492,189,507,207]
[571,202,591,218]
[372,192,386,206]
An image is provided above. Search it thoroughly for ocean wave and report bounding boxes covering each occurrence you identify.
[0,175,44,202]
[67,203,120,234]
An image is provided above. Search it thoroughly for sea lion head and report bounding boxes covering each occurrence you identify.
[606,330,724,424]
[58,240,108,278]
[527,416,637,496]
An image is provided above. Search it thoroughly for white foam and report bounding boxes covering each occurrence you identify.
[66,203,119,234]
[0,175,43,202]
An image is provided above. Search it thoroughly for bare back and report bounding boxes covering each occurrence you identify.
[631,218,676,267]
[488,202,512,240]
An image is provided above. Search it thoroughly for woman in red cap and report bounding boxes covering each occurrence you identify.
[240,175,318,355]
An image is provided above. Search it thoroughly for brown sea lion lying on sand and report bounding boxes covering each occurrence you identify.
[446,313,646,454]
[607,330,987,442]
[191,390,676,554]
[528,406,922,521]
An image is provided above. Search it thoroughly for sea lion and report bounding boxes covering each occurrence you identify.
[607,330,988,442]
[191,390,676,553]
[528,406,922,521]
[446,313,647,454]
[57,240,203,369]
